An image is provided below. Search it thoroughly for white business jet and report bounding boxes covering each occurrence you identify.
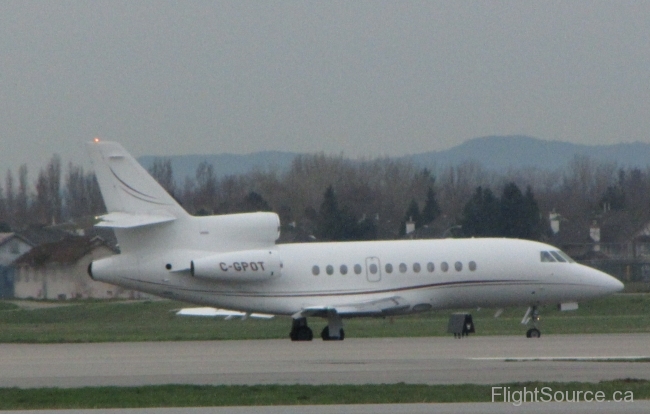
[86,140,623,341]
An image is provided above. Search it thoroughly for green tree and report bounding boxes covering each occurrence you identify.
[316,185,345,241]
[599,185,625,211]
[499,183,541,240]
[461,186,500,237]
[354,216,378,240]
[316,185,369,241]
[499,182,527,238]
[522,186,542,240]
[419,186,441,227]
[241,191,272,212]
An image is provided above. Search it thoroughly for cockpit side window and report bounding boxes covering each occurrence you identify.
[540,251,556,262]
[556,250,575,263]
[550,251,567,262]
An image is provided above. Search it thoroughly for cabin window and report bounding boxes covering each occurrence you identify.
[385,263,393,273]
[340,264,348,275]
[399,263,407,273]
[312,265,320,276]
[540,251,556,262]
[441,262,449,272]
[369,263,378,274]
[326,265,334,275]
[354,264,362,274]
[455,261,462,271]
[413,263,421,273]
[469,261,477,271]
[427,262,435,272]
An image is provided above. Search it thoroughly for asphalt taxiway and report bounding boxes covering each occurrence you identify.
[0,334,649,388]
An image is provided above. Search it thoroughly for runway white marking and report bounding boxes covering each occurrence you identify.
[470,356,650,361]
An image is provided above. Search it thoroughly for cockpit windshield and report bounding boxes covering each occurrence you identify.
[540,250,575,263]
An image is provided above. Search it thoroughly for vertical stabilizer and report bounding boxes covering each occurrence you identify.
[87,140,188,223]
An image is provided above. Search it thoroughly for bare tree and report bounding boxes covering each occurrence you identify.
[148,158,176,198]
[47,155,62,224]
[31,155,62,225]
[15,164,28,227]
[4,169,14,225]
[64,163,88,219]
[194,161,217,214]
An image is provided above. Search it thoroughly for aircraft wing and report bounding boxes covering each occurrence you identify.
[175,307,274,320]
[297,296,410,318]
[95,212,176,228]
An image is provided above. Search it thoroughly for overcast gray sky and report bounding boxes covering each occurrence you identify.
[1,1,649,175]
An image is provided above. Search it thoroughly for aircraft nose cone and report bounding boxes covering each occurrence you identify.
[595,270,624,293]
[607,275,625,293]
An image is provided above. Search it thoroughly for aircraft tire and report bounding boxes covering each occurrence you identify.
[299,326,313,341]
[290,326,313,341]
[321,326,344,341]
[526,328,541,338]
[321,326,331,341]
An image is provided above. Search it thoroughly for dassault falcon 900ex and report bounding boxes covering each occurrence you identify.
[86,140,623,341]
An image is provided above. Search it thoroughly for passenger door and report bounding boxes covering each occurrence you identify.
[365,256,381,282]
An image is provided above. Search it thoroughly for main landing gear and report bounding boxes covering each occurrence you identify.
[290,317,313,341]
[290,313,345,341]
[522,306,541,338]
[321,311,344,341]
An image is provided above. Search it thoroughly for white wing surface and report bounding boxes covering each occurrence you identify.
[298,296,410,318]
[176,307,274,320]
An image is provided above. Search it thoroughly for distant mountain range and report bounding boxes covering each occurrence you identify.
[404,136,650,171]
[138,136,650,183]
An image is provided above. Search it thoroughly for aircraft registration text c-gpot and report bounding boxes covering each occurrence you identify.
[85,140,624,342]
[221,262,265,272]
[190,249,282,283]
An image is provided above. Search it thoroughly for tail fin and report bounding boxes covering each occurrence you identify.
[87,140,188,228]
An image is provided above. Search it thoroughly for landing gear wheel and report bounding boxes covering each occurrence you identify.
[526,328,541,338]
[290,317,313,341]
[321,326,344,341]
[291,326,313,341]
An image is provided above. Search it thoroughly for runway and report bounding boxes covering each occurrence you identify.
[1,334,649,388]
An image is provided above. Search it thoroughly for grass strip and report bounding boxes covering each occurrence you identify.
[1,293,649,343]
[0,380,648,409]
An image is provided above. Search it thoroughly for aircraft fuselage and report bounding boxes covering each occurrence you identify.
[90,237,621,316]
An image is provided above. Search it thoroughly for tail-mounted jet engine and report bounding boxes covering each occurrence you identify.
[191,249,281,282]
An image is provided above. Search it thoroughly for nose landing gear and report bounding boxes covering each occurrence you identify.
[522,306,541,338]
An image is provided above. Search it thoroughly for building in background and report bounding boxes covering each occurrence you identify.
[13,235,146,300]
[0,233,34,299]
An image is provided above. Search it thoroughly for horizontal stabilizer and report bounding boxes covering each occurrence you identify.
[175,307,274,319]
[95,212,177,228]
[298,296,410,318]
